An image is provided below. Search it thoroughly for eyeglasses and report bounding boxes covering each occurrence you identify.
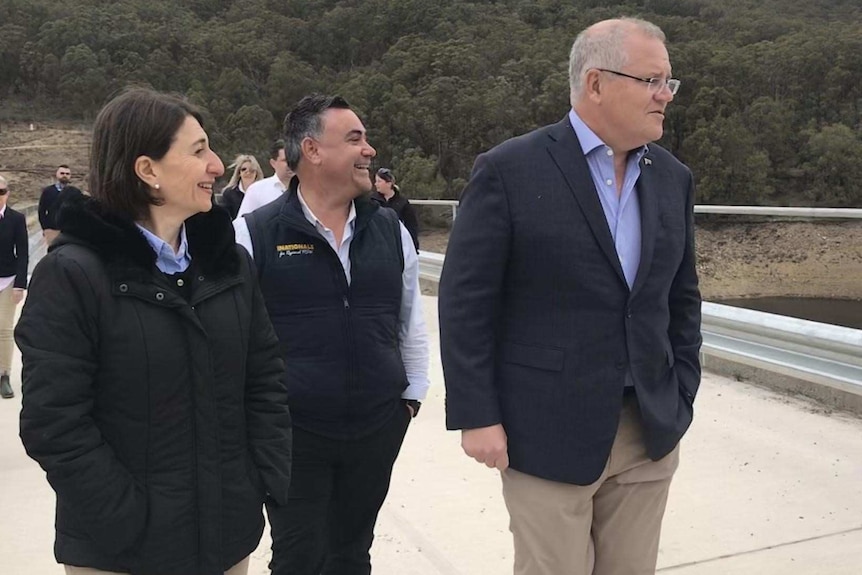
[596,69,680,96]
[0,188,8,195]
[240,167,250,173]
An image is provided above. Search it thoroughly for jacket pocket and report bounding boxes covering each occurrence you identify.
[501,342,565,372]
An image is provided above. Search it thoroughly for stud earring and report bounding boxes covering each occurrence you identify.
[154,183,160,190]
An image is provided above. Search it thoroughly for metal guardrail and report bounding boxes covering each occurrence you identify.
[21,190,861,397]
[411,200,862,220]
[417,250,862,397]
[411,199,459,221]
[693,206,862,218]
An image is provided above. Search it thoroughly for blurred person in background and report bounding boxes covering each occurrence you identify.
[372,167,419,252]
[221,154,264,219]
[38,164,72,244]
[0,174,28,399]
[235,139,294,218]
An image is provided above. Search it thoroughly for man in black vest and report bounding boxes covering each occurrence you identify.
[234,95,429,575]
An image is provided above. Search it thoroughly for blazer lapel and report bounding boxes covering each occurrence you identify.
[545,117,626,287]
[630,149,660,298]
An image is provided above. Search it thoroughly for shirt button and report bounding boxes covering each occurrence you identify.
[606,179,613,186]
[155,292,165,301]
[118,283,128,293]
[176,279,184,287]
[606,149,614,156]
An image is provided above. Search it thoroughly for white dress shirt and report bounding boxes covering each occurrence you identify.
[235,175,287,218]
[234,189,430,401]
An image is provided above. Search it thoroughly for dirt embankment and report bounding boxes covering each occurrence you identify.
[3,121,860,302]
[420,219,862,301]
[0,121,91,206]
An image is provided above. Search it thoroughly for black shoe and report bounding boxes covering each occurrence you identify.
[0,375,13,399]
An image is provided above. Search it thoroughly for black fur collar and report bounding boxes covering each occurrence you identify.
[55,194,240,278]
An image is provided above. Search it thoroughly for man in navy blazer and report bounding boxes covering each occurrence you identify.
[439,17,702,575]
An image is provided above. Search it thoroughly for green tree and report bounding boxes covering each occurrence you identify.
[801,124,862,206]
[58,44,108,117]
[682,114,772,204]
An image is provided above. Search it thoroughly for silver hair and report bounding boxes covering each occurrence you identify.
[568,17,666,101]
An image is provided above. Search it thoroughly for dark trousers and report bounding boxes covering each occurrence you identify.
[266,405,412,575]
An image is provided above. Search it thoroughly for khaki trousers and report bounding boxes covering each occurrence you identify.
[64,555,250,575]
[501,397,680,575]
[0,283,18,374]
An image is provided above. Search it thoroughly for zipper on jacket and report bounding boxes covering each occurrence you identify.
[281,204,359,430]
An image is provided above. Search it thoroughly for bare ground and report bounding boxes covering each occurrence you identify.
[420,219,862,301]
[0,121,91,206]
[2,121,860,302]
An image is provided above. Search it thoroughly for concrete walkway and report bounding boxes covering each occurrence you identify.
[2,296,861,574]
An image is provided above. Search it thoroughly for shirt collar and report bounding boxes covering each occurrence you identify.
[568,109,649,159]
[296,186,357,232]
[135,223,190,268]
[0,206,6,218]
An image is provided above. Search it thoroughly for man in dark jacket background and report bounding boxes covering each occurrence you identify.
[37,164,72,244]
[372,167,419,252]
[234,94,430,575]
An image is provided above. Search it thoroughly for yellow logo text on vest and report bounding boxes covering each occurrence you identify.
[276,243,315,257]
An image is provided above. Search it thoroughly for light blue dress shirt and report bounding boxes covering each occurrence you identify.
[135,223,191,274]
[568,109,647,290]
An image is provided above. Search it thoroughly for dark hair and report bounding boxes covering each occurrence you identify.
[57,164,70,170]
[89,87,203,221]
[269,139,285,161]
[376,168,395,184]
[282,94,351,171]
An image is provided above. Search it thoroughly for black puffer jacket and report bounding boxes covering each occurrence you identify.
[16,195,292,575]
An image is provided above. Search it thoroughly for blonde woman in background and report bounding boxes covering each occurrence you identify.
[221,154,263,219]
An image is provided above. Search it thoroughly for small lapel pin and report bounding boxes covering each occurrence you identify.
[644,157,652,166]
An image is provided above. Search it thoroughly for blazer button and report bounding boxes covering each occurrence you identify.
[625,309,633,318]
[155,292,165,301]
[118,283,128,293]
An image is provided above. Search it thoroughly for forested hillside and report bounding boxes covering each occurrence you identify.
[1,0,860,205]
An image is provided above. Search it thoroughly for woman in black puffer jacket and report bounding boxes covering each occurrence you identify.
[16,88,292,575]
